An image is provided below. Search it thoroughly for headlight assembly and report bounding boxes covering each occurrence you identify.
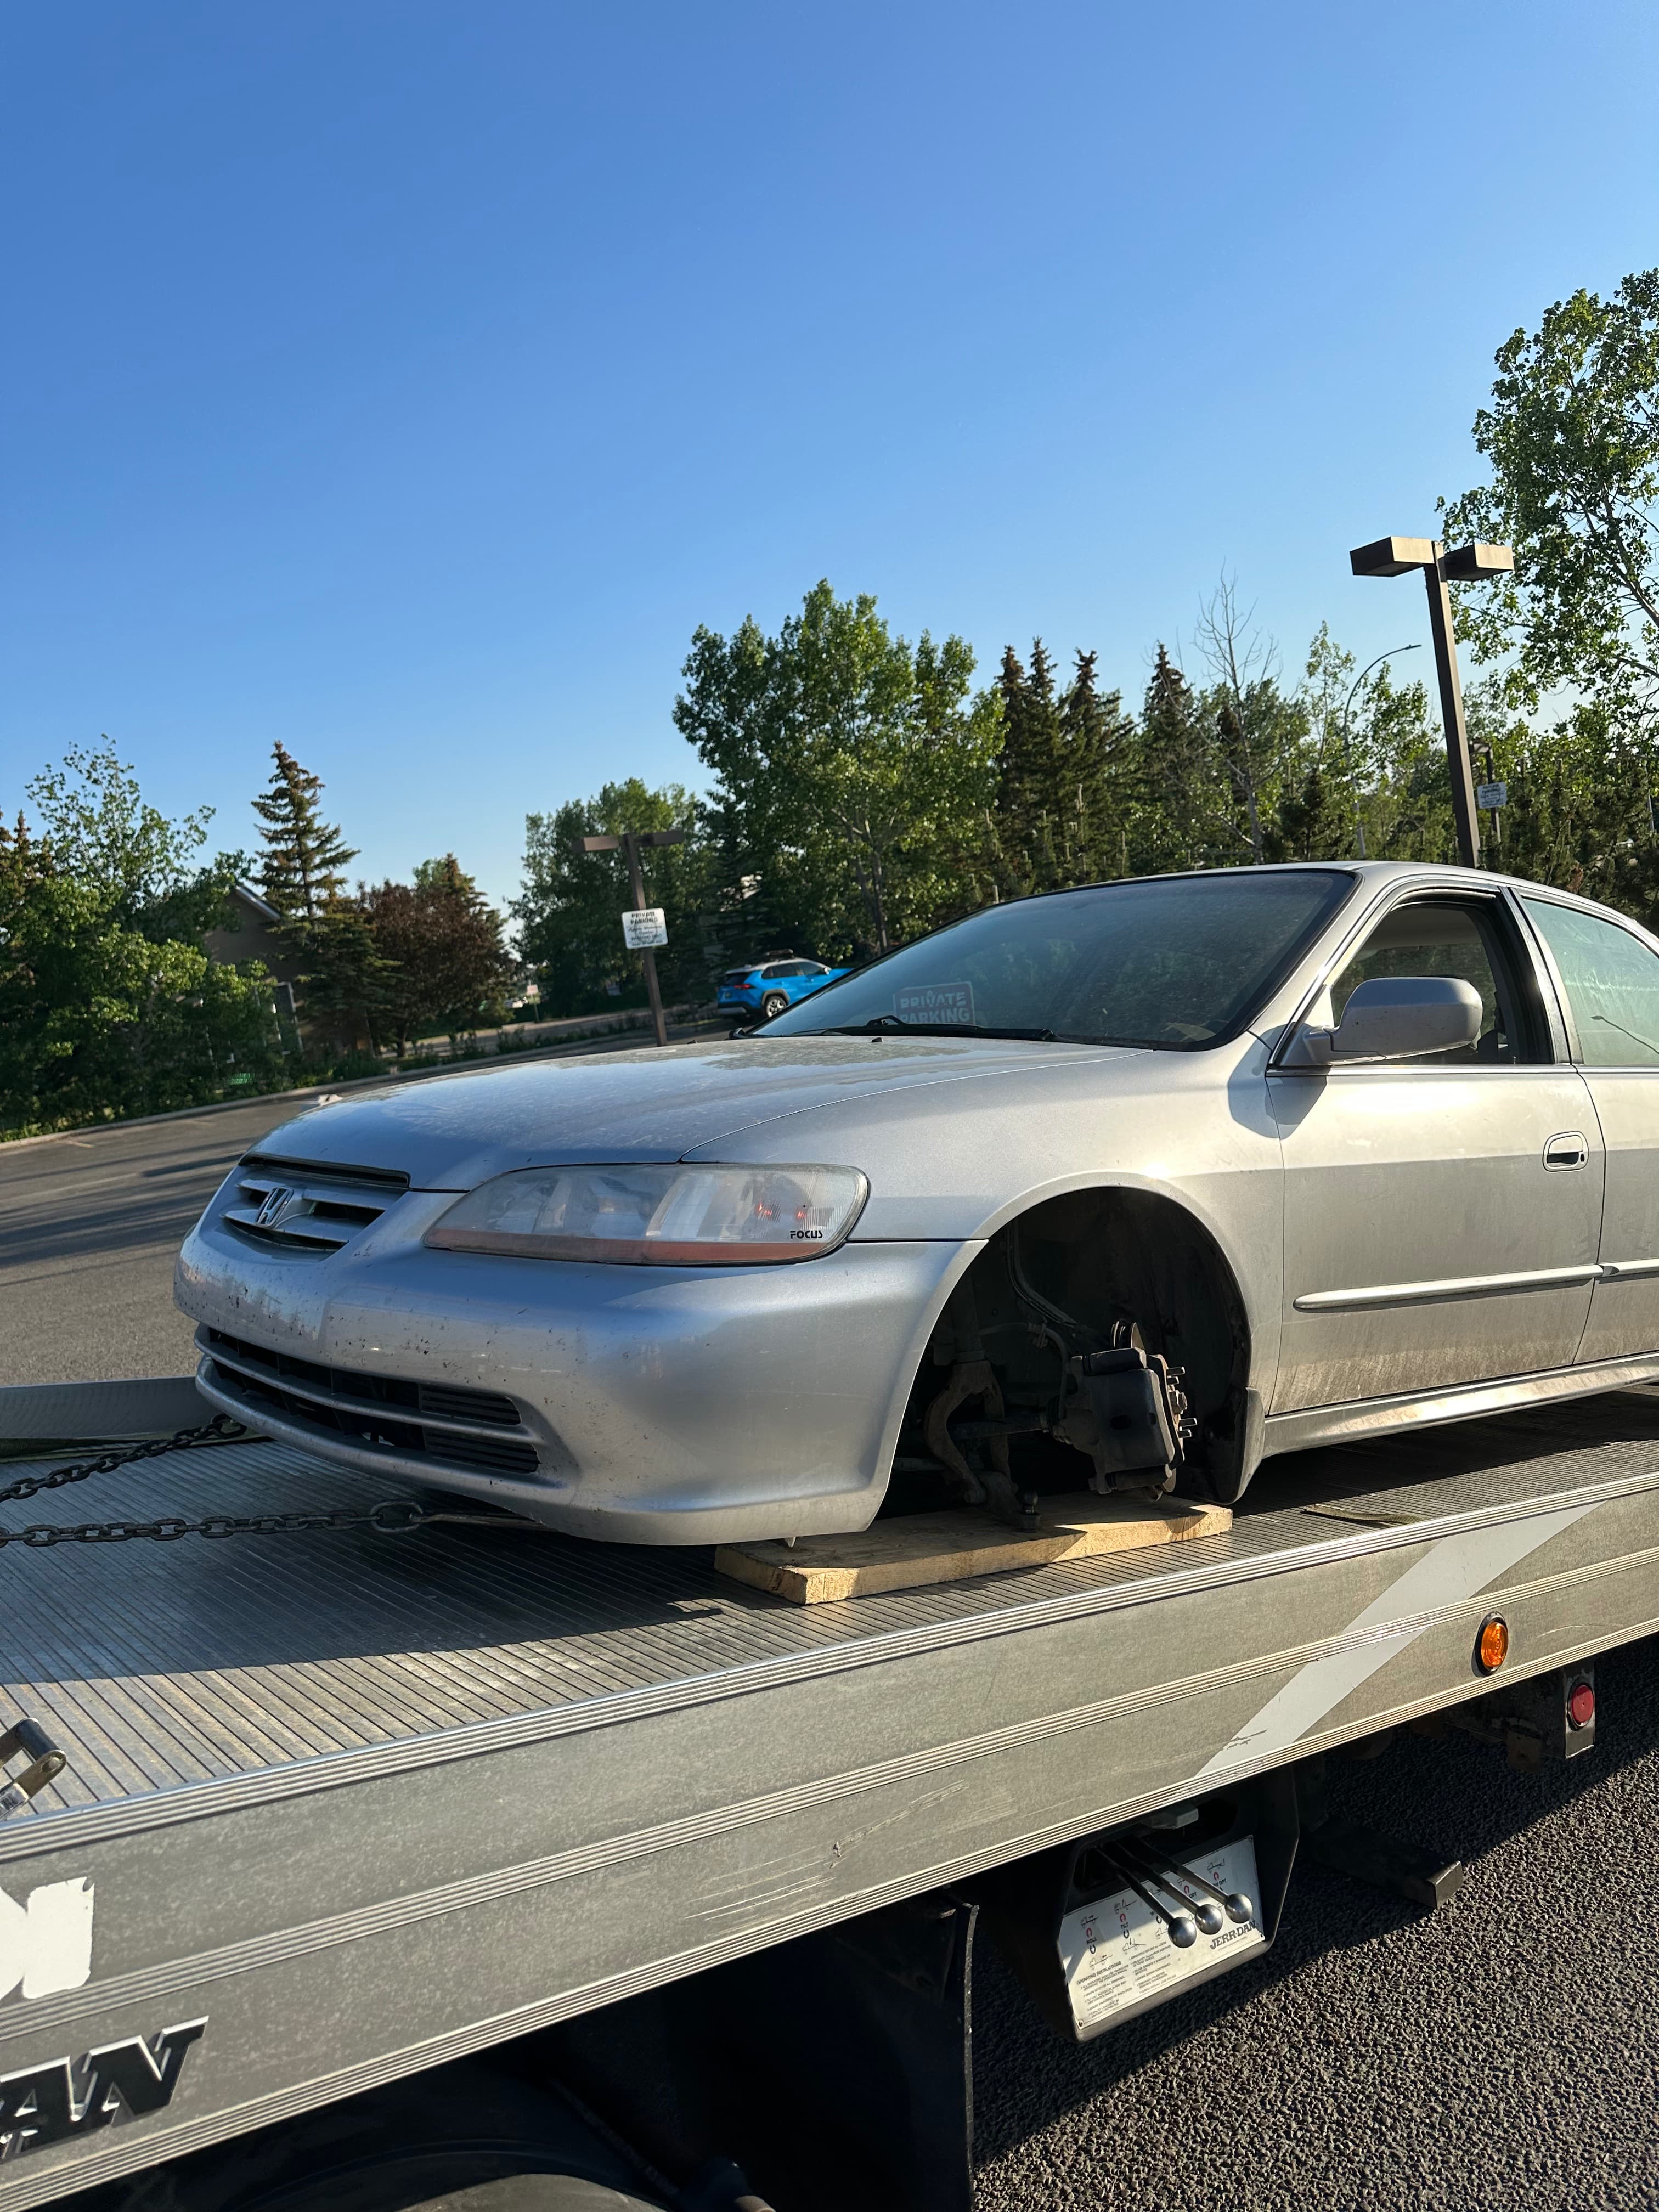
[425,1163,869,1265]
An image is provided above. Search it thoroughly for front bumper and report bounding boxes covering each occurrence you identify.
[177,1189,971,1544]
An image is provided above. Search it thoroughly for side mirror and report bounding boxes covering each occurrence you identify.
[1283,975,1485,1068]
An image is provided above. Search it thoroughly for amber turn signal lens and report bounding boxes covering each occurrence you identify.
[1475,1615,1510,1674]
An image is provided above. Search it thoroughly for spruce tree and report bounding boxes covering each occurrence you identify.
[1137,646,1216,872]
[1059,650,1132,881]
[252,745,357,922]
[1023,640,1066,885]
[993,641,1073,893]
[990,646,1034,895]
[297,906,394,1053]
[250,744,388,1049]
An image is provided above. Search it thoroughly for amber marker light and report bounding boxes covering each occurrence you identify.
[1475,1615,1510,1675]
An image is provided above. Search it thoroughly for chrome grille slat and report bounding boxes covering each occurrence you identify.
[222,1154,410,1257]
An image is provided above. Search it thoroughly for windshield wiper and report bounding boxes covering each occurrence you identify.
[813,1017,1059,1041]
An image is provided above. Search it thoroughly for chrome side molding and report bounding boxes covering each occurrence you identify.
[1293,1263,1604,1313]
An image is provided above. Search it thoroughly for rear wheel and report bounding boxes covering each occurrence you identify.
[760,992,788,1020]
[97,2061,673,2212]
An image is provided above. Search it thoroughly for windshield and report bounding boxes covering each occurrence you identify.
[761,870,1355,1048]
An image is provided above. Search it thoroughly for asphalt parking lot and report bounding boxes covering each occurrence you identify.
[0,1023,723,1386]
[973,1642,1659,2209]
[4,1096,1658,2209]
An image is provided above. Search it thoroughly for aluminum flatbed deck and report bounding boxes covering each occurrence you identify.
[5,1393,1659,2206]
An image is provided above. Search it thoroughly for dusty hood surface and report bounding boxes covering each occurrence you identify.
[246,1035,1114,1190]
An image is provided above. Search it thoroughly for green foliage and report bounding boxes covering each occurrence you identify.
[0,754,285,1137]
[25,740,233,941]
[253,744,358,921]
[1443,267,1659,736]
[991,644,1132,894]
[674,581,1001,957]
[249,742,391,1042]
[1133,646,1220,871]
[513,780,709,1017]
[363,856,514,1049]
[1469,686,1659,930]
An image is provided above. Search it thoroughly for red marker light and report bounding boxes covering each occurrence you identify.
[1568,1680,1596,1731]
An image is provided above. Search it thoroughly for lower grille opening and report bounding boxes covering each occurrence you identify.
[203,1331,539,1478]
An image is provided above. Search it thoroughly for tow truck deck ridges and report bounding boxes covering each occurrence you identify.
[3,1391,1659,2208]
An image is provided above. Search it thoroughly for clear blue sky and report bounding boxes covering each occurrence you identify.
[6,3,1657,911]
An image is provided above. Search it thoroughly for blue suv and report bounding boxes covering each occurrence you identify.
[718,956,848,1026]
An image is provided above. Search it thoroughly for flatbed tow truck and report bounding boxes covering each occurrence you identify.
[0,1375,1652,2212]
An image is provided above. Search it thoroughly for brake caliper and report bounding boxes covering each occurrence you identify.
[1058,1340,1194,1498]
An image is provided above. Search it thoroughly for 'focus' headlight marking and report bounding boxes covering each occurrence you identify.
[425,1163,869,1265]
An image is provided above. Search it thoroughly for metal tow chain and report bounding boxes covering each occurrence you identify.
[0,1420,540,1550]
[0,1415,248,1506]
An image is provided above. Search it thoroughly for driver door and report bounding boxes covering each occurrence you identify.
[1268,889,1602,1414]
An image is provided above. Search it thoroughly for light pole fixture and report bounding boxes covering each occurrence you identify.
[575,827,686,1047]
[1348,535,1513,867]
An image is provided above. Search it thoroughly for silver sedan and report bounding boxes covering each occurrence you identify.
[176,862,1659,1543]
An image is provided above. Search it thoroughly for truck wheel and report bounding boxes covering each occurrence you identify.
[395,2179,661,2210]
[100,2061,672,2212]
[760,993,788,1020]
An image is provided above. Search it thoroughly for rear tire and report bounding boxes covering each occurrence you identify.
[96,2061,671,2212]
[760,993,788,1021]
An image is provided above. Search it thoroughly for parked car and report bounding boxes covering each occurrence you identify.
[177,862,1659,1545]
[717,956,848,1025]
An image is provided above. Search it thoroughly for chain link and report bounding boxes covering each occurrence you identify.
[0,1415,247,1507]
[0,1422,529,1551]
[0,1498,444,1550]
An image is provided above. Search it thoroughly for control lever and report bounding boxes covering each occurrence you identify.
[1115,1837,1224,1935]
[1121,1833,1252,1928]
[1098,1850,1198,1948]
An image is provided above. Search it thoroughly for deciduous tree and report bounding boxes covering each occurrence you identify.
[363,857,514,1049]
[514,782,708,1017]
[1,755,282,1136]
[1443,267,1659,742]
[675,581,1000,956]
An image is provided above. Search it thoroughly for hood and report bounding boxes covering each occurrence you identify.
[245,1035,1114,1190]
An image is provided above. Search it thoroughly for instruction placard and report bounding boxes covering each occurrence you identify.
[1059,1836,1263,2034]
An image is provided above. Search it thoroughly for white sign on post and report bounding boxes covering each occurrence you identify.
[622,907,668,950]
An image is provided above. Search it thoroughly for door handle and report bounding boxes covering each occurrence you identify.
[1543,1131,1589,1170]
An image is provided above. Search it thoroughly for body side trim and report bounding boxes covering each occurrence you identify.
[1293,1262,1603,1313]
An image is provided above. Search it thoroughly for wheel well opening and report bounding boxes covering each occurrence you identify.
[886,1188,1254,1513]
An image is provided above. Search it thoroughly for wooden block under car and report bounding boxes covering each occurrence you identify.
[714,1491,1232,1605]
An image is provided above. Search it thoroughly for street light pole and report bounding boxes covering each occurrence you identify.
[574,827,686,1047]
[1348,535,1514,869]
[1339,642,1421,860]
